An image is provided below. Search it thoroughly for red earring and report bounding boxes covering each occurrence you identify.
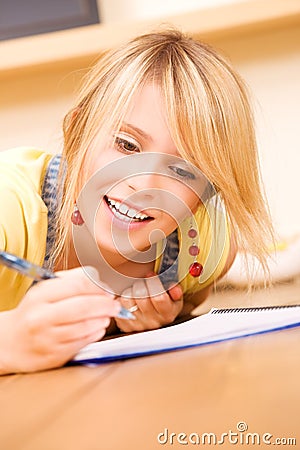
[188,219,203,277]
[71,204,84,226]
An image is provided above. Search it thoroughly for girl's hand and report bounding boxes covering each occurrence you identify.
[0,267,122,374]
[115,274,183,333]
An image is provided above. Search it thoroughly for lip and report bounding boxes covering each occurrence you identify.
[103,195,154,230]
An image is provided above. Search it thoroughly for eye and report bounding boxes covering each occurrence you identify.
[114,135,141,154]
[168,165,196,180]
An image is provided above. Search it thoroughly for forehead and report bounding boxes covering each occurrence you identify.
[123,83,178,153]
[124,83,165,126]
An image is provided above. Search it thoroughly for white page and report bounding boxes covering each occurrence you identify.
[72,305,300,363]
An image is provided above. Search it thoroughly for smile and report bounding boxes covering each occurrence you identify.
[104,196,153,222]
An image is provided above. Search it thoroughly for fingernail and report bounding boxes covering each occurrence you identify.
[170,285,183,301]
[117,306,136,320]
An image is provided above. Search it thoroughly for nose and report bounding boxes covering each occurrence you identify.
[127,172,165,194]
[126,174,190,223]
[126,152,168,195]
[126,175,164,210]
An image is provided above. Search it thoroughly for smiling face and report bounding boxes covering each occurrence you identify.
[83,82,203,263]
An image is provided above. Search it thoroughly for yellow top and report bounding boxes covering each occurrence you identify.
[0,147,230,311]
[0,147,52,310]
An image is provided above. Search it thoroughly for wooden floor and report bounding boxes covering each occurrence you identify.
[0,277,299,450]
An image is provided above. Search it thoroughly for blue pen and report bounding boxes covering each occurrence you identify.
[0,250,135,320]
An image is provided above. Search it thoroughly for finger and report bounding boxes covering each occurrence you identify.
[114,317,145,333]
[168,284,183,301]
[145,274,167,297]
[120,278,174,319]
[48,296,121,325]
[122,280,156,317]
[132,279,149,300]
[145,276,178,317]
[146,272,182,300]
[119,287,135,310]
[119,282,148,307]
[118,285,153,320]
[117,284,148,330]
[56,327,109,363]
[131,279,157,315]
[54,317,111,343]
[30,267,112,303]
[117,287,144,325]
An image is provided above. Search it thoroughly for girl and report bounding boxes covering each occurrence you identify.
[0,29,273,374]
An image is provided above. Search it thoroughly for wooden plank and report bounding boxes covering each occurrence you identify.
[2,279,298,450]
[0,364,122,450]
[13,327,300,450]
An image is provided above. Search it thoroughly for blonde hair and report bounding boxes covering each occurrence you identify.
[53,29,273,279]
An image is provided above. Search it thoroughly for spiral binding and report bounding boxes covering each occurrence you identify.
[211,304,300,314]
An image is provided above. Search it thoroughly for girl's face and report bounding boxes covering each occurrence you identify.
[84,83,202,259]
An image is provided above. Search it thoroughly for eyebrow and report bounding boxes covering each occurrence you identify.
[122,122,154,143]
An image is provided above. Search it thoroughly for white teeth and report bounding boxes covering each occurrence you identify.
[127,208,138,218]
[106,197,149,221]
[119,204,128,215]
[137,212,148,220]
[114,210,131,222]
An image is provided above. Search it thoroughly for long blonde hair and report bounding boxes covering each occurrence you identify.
[53,29,273,277]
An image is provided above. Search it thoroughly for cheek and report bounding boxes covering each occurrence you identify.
[189,193,201,213]
[87,154,111,178]
[171,184,200,212]
[84,138,115,177]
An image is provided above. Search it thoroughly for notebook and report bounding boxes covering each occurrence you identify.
[71,305,300,365]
